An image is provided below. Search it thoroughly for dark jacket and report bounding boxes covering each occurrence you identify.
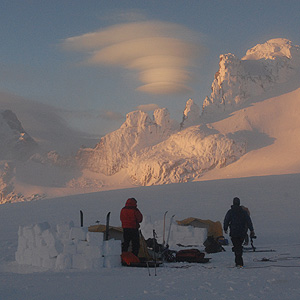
[223,205,254,238]
[120,198,143,229]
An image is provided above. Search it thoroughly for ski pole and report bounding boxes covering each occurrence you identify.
[139,230,151,276]
[146,261,151,276]
[250,237,257,252]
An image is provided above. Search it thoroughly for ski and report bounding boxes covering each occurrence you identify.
[244,249,276,253]
[166,214,175,247]
[153,229,157,276]
[227,264,300,269]
[105,212,111,241]
[80,210,83,227]
[162,211,168,247]
[243,237,275,252]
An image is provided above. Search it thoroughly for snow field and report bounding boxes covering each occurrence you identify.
[15,221,122,270]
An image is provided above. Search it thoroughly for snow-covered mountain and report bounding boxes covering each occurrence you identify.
[0,109,37,161]
[76,108,174,176]
[77,105,245,185]
[1,38,300,202]
[76,39,300,186]
[202,38,300,118]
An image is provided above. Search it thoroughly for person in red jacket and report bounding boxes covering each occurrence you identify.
[120,198,143,256]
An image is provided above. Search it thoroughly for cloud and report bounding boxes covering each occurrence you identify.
[136,103,160,111]
[97,110,124,121]
[101,9,148,23]
[62,21,203,95]
[0,91,98,154]
[62,109,124,121]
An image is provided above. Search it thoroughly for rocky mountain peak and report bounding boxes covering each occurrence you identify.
[242,38,300,61]
[180,99,201,129]
[0,110,37,161]
[201,39,300,117]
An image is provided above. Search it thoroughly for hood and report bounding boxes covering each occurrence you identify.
[125,198,137,207]
[231,204,242,211]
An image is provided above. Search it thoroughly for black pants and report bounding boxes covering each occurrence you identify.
[231,237,244,266]
[122,228,140,257]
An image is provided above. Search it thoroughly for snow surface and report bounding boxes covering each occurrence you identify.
[1,174,300,299]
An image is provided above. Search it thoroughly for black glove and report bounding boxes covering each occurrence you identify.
[250,231,256,238]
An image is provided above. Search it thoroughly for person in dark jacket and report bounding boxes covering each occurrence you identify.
[223,197,255,267]
[120,198,143,257]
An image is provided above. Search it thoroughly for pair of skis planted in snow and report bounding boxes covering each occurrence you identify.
[79,210,111,240]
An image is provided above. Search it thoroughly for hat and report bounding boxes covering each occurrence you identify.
[233,197,240,206]
[125,198,137,207]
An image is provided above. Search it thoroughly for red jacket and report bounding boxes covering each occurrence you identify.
[120,198,143,229]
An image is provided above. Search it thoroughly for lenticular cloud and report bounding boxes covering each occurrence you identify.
[63,21,201,95]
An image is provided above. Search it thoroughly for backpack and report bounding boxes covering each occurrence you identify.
[203,236,225,253]
[162,249,177,262]
[146,238,164,253]
[175,249,206,263]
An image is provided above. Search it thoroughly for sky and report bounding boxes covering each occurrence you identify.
[0,0,300,137]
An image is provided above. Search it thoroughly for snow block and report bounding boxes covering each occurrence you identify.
[103,240,121,256]
[76,240,89,254]
[72,254,88,269]
[33,222,50,236]
[55,253,72,270]
[87,232,103,247]
[35,235,47,248]
[87,257,104,269]
[48,240,63,258]
[56,221,74,240]
[18,226,23,237]
[38,245,52,260]
[69,227,88,241]
[31,253,43,267]
[103,255,121,268]
[41,229,56,246]
[23,248,33,265]
[141,216,209,248]
[16,223,118,270]
[193,227,207,244]
[63,240,77,255]
[15,250,23,264]
[17,236,27,251]
[23,226,35,248]
[84,245,102,258]
[42,257,56,269]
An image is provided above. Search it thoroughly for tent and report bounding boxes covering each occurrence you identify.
[88,224,123,241]
[176,217,224,239]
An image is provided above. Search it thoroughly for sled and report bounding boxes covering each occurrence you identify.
[122,261,162,268]
[175,249,211,263]
[121,252,162,268]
